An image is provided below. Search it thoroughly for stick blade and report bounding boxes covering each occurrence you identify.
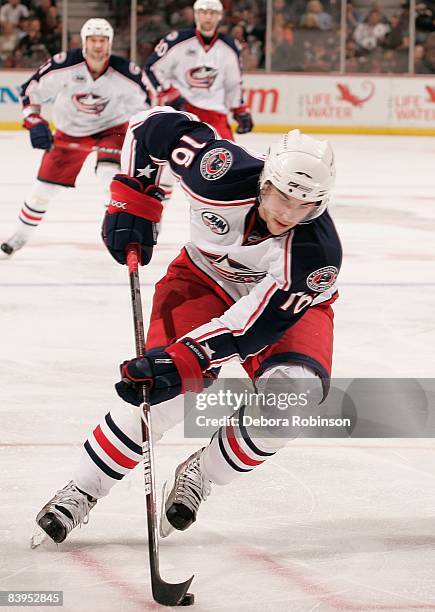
[152,574,194,607]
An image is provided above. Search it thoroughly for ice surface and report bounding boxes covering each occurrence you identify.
[0,131,434,611]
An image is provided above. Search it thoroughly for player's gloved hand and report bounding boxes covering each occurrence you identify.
[115,338,215,406]
[23,114,53,150]
[157,86,187,111]
[232,106,254,134]
[102,174,164,266]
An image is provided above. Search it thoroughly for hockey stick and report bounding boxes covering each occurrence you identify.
[55,140,122,156]
[126,244,195,607]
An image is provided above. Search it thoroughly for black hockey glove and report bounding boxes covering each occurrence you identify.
[116,339,217,406]
[232,106,254,134]
[23,114,53,150]
[102,175,164,266]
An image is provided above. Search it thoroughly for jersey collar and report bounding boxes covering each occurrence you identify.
[242,205,274,245]
[195,28,219,51]
[85,57,110,81]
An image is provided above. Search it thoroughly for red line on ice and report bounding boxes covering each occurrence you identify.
[238,545,435,610]
[68,548,161,611]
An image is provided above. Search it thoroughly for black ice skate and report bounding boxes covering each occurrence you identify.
[30,481,96,548]
[0,233,27,259]
[160,449,211,538]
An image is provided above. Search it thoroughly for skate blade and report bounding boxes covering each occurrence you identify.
[159,479,174,539]
[30,524,48,549]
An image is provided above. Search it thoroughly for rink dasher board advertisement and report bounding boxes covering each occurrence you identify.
[1,69,435,135]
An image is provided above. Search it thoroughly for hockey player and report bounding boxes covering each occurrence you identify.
[1,18,150,259]
[144,0,253,141]
[143,0,253,201]
[31,107,341,546]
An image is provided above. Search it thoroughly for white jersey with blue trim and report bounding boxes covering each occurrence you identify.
[121,107,342,366]
[20,49,151,137]
[144,29,244,113]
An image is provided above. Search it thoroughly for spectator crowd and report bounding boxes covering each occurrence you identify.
[0,0,61,67]
[1,0,433,74]
[112,0,432,74]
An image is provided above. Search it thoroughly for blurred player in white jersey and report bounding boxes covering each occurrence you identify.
[31,108,341,547]
[144,0,254,200]
[145,0,253,140]
[1,18,150,259]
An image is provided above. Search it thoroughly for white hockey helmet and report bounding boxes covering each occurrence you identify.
[80,18,114,56]
[193,0,223,13]
[260,129,335,222]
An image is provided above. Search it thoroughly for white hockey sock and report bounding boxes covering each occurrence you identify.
[74,406,143,499]
[18,202,46,236]
[12,181,61,242]
[73,400,185,499]
[200,404,279,486]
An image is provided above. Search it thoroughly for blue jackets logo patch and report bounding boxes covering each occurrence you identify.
[306,266,338,292]
[200,148,233,181]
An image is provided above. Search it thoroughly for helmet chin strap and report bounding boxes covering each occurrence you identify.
[256,181,266,209]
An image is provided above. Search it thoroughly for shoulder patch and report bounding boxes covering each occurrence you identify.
[129,61,141,75]
[306,266,338,292]
[166,30,179,42]
[200,148,233,180]
[53,51,67,64]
